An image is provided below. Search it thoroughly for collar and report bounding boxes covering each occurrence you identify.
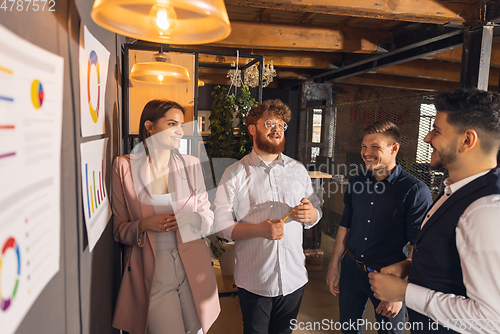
[248,149,287,168]
[444,170,490,196]
[365,164,401,184]
[384,164,402,184]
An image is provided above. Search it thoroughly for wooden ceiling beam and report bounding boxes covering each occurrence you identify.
[375,59,461,81]
[295,12,316,24]
[257,8,274,22]
[341,73,461,91]
[224,0,475,24]
[209,20,392,53]
[341,17,365,26]
[156,43,343,67]
[198,67,310,79]
[431,44,500,68]
[374,59,500,86]
[198,73,280,88]
[198,53,334,69]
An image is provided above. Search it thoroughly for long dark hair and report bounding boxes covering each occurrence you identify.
[137,99,193,195]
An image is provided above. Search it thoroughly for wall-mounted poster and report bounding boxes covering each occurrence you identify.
[79,25,110,137]
[0,24,64,334]
[80,138,112,251]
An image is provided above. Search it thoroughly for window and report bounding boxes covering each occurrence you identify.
[179,138,189,155]
[312,108,323,143]
[416,104,436,163]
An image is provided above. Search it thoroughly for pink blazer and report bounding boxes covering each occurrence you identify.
[111,151,220,334]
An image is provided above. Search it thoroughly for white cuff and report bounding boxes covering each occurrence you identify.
[406,283,431,315]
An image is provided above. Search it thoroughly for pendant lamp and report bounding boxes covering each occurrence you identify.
[91,0,231,45]
[129,50,190,85]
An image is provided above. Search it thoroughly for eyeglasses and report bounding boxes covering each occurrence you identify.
[257,120,288,131]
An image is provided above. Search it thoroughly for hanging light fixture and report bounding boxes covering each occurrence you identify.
[198,79,205,87]
[129,48,190,85]
[227,58,277,88]
[91,0,231,45]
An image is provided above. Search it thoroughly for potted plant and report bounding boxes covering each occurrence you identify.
[206,85,257,184]
[206,85,257,276]
[208,235,236,276]
[234,85,257,159]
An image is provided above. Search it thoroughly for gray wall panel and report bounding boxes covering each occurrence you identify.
[0,0,124,333]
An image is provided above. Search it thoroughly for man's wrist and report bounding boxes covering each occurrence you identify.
[400,281,409,302]
[328,256,342,269]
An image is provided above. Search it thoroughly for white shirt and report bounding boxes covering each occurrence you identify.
[406,170,500,333]
[214,150,322,297]
[152,193,177,251]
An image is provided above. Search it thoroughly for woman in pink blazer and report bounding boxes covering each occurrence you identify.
[111,100,220,334]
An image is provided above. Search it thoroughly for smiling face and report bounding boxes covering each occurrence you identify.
[250,115,286,154]
[424,111,459,170]
[145,108,184,150]
[361,133,398,172]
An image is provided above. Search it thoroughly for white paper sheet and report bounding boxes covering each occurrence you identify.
[80,138,112,251]
[0,24,63,334]
[79,25,110,137]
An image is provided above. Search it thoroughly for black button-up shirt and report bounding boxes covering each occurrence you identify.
[341,164,432,264]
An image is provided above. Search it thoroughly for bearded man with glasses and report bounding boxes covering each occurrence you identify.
[214,99,322,334]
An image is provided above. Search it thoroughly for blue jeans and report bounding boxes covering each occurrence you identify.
[339,255,406,334]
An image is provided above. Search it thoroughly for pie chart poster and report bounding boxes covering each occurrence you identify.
[79,25,110,137]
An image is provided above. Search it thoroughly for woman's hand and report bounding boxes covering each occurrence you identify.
[139,213,178,234]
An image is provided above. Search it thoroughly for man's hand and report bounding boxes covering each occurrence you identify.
[293,198,318,224]
[375,301,403,318]
[326,264,341,296]
[259,219,284,240]
[380,260,412,279]
[368,272,408,302]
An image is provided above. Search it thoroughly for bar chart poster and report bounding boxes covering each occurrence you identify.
[80,138,111,251]
[79,25,110,137]
[0,24,63,334]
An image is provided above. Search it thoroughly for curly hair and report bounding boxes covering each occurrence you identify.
[245,99,292,127]
[361,120,402,145]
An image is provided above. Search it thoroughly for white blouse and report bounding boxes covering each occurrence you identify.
[152,193,177,251]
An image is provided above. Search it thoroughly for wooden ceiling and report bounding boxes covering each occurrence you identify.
[182,0,500,91]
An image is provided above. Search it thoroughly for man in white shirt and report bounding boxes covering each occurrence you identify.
[368,88,500,333]
[214,99,322,334]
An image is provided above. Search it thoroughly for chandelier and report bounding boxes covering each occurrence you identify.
[227,59,277,88]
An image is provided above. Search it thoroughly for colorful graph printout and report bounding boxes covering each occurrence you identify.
[0,237,21,311]
[0,24,63,334]
[30,80,43,109]
[87,50,100,123]
[80,138,111,251]
[79,25,109,137]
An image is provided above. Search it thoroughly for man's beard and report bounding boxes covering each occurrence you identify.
[429,143,458,170]
[255,130,285,154]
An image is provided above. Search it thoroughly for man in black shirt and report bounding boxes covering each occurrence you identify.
[326,121,432,334]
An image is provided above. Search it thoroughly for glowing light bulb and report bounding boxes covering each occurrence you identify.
[150,4,177,34]
[156,9,170,30]
[158,75,164,81]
